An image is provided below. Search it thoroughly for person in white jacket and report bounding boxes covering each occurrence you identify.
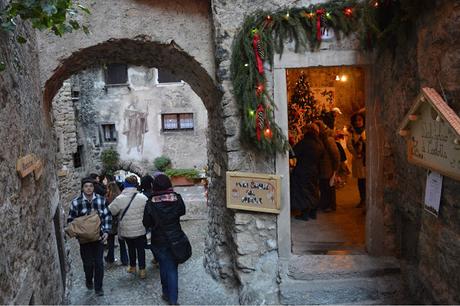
[108,175,148,278]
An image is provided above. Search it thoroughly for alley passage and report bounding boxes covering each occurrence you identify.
[67,220,238,305]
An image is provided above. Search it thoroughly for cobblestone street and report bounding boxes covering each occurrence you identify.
[67,219,239,305]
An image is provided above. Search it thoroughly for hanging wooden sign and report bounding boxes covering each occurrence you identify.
[226,171,281,214]
[16,154,37,178]
[398,88,460,181]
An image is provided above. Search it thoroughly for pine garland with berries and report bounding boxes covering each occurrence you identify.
[230,0,414,154]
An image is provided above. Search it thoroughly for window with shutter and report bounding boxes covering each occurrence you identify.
[105,64,128,85]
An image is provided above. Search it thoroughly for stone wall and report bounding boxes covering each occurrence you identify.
[0,1,64,303]
[373,1,460,303]
[52,82,83,209]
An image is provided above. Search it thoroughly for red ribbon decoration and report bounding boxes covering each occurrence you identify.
[256,104,265,141]
[252,33,264,75]
[316,9,325,42]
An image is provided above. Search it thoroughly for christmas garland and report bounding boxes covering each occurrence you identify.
[230,0,393,154]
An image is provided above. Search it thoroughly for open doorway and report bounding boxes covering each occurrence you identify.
[287,66,366,255]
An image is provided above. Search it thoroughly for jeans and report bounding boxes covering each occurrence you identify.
[79,240,104,291]
[106,234,128,265]
[125,235,146,269]
[151,244,178,305]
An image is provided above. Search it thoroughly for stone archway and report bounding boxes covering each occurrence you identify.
[44,37,233,282]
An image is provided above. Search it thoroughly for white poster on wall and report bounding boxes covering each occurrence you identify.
[424,170,443,217]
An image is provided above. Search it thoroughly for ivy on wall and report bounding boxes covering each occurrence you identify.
[230,0,420,154]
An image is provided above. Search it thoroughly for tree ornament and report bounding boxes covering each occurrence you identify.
[264,128,273,139]
[262,15,273,30]
[256,83,265,97]
[257,42,265,59]
[252,32,264,75]
[344,7,353,17]
[256,104,265,141]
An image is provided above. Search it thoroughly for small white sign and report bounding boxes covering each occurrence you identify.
[424,171,443,216]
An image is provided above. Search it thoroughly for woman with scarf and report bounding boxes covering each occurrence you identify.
[347,112,366,208]
[143,174,186,305]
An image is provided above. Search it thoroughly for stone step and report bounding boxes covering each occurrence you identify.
[288,255,400,281]
[280,275,403,305]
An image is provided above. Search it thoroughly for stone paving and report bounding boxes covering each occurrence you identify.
[67,219,239,305]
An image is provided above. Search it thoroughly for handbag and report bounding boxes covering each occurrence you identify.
[151,195,192,264]
[65,211,101,244]
[168,230,192,264]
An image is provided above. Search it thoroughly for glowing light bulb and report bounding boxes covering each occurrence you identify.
[341,75,348,82]
[244,63,249,67]
[264,128,272,138]
[249,110,255,116]
[335,75,340,81]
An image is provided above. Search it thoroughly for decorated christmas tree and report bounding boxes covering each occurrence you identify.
[288,73,322,144]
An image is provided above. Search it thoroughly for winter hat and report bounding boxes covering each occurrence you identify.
[152,174,172,192]
[123,175,139,188]
[81,177,95,188]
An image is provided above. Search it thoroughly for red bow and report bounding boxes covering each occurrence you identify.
[252,33,264,75]
[316,9,325,41]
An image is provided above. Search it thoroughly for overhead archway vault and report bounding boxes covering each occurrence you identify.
[43,37,221,117]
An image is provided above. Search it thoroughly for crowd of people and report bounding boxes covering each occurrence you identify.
[67,172,186,305]
[290,109,366,221]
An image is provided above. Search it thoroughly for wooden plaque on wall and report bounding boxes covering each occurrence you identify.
[226,171,281,214]
[398,88,460,181]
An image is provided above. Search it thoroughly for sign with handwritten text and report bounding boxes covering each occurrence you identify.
[226,171,281,214]
[408,102,460,180]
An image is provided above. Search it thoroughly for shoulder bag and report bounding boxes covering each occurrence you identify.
[151,195,192,264]
[66,200,101,244]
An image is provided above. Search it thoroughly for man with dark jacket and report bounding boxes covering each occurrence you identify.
[68,177,111,296]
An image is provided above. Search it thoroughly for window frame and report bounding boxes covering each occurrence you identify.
[104,63,129,86]
[156,68,183,86]
[101,123,117,142]
[161,113,195,131]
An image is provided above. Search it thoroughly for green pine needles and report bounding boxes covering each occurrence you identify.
[230,0,408,154]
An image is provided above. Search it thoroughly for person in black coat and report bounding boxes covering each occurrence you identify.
[290,123,325,221]
[143,174,185,305]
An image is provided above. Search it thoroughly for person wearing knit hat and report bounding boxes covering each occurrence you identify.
[152,173,173,193]
[143,174,187,305]
[67,177,111,296]
[108,175,148,279]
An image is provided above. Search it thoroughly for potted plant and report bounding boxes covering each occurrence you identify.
[153,155,172,172]
[165,168,200,186]
[100,147,119,176]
